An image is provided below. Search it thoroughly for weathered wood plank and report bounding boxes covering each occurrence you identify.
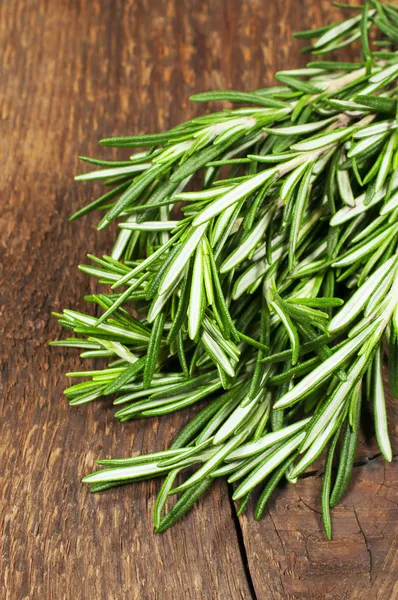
[232,1,398,596]
[238,454,398,600]
[1,1,397,599]
[237,365,398,599]
[0,1,258,598]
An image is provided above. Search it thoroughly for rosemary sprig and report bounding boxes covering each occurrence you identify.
[52,1,398,537]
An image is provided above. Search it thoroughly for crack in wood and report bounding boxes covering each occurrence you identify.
[227,484,258,600]
[265,506,289,599]
[224,452,398,599]
[353,506,373,583]
[300,452,398,480]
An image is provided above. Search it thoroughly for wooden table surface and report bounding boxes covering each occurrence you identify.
[1,1,398,599]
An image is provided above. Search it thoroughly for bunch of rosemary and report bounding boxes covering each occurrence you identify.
[52,1,398,537]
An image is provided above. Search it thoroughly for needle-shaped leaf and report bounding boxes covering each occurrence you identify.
[291,127,355,152]
[156,478,212,533]
[220,210,272,273]
[332,223,398,267]
[313,14,363,48]
[102,357,147,396]
[373,348,392,461]
[329,392,361,507]
[171,143,231,183]
[354,120,396,139]
[212,394,259,445]
[228,417,311,461]
[375,133,396,192]
[190,90,288,109]
[100,130,194,148]
[232,431,306,500]
[193,168,278,226]
[337,149,355,207]
[280,159,310,202]
[143,312,166,387]
[166,268,191,344]
[321,428,340,540]
[75,163,151,181]
[170,431,246,494]
[290,402,346,479]
[158,223,208,296]
[388,328,398,398]
[269,298,300,365]
[365,259,398,316]
[341,133,388,159]
[329,256,397,332]
[153,469,181,529]
[381,188,398,215]
[289,161,313,270]
[119,221,178,231]
[330,187,385,226]
[202,330,235,378]
[263,116,336,137]
[88,337,138,365]
[228,444,275,483]
[299,353,368,454]
[100,164,167,227]
[82,460,169,485]
[96,272,149,325]
[369,62,398,84]
[274,322,378,409]
[356,95,397,114]
[254,452,298,519]
[188,244,206,340]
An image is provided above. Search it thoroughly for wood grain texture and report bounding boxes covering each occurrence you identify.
[0,1,397,599]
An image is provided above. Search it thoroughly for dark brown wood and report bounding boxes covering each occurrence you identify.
[237,367,398,599]
[0,2,251,599]
[1,1,397,599]
[238,454,398,600]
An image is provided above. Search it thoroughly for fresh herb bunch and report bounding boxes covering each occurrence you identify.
[52,1,398,537]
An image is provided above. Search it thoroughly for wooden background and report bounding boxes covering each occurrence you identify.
[1,1,398,598]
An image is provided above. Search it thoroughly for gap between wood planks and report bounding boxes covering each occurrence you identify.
[228,482,258,600]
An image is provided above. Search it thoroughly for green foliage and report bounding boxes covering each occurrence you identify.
[52,2,398,537]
